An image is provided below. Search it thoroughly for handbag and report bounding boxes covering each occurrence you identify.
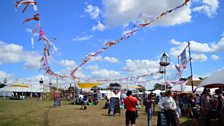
[128,98,138,118]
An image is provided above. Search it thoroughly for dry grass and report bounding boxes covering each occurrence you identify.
[0,97,219,126]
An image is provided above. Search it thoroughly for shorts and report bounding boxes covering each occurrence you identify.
[125,110,136,124]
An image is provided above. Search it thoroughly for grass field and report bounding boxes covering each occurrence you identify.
[0,97,218,126]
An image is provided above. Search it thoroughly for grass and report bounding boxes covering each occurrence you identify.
[0,97,218,126]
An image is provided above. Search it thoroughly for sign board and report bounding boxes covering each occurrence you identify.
[157,111,167,126]
[54,91,61,106]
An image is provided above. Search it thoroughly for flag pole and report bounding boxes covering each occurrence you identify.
[177,55,184,92]
[188,41,194,92]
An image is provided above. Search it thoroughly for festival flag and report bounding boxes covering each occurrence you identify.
[105,41,116,47]
[32,22,40,34]
[23,13,39,24]
[180,49,188,65]
[175,64,182,75]
[16,0,37,12]
[15,0,190,80]
[38,27,45,41]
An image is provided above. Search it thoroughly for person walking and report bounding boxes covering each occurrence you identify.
[158,90,177,126]
[145,93,154,126]
[124,90,138,126]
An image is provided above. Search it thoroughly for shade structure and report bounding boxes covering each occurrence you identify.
[128,85,142,89]
[78,82,100,89]
[10,84,30,88]
[197,70,224,88]
[186,79,202,86]
[0,83,43,93]
[0,84,30,92]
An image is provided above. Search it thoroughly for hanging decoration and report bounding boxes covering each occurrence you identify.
[70,0,190,79]
[16,0,65,78]
[15,0,190,81]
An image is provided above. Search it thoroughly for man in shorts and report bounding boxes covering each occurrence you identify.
[124,90,138,126]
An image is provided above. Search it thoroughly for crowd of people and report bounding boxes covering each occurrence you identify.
[156,88,223,126]
[69,91,99,110]
[101,88,223,126]
[66,87,223,126]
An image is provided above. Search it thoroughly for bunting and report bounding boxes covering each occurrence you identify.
[16,0,190,80]
[70,0,190,79]
[23,13,39,24]
[16,0,64,78]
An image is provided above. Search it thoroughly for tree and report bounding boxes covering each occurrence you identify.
[109,83,121,88]
[137,85,146,92]
[0,83,6,88]
[153,83,171,90]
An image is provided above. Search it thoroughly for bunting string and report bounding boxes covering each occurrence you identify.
[70,0,190,79]
[16,0,66,78]
[16,0,190,80]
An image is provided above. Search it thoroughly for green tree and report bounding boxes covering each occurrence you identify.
[137,85,146,92]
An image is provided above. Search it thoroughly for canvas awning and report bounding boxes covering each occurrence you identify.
[186,79,202,86]
[10,84,30,88]
[78,82,100,89]
[0,84,30,92]
[128,85,142,89]
[197,70,224,88]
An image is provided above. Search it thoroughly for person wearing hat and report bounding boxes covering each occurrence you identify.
[158,90,177,126]
[124,90,138,126]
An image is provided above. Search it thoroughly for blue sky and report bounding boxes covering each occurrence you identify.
[0,0,224,89]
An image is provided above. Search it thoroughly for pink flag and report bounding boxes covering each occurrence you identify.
[38,27,45,41]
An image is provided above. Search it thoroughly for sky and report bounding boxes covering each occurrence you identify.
[0,0,224,89]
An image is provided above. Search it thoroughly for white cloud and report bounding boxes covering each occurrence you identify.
[92,21,105,31]
[170,37,224,58]
[102,0,191,27]
[123,59,160,75]
[211,54,219,61]
[23,52,41,69]
[85,4,101,19]
[0,41,41,69]
[222,32,224,37]
[58,60,76,68]
[25,28,38,36]
[90,55,119,63]
[104,56,119,63]
[192,0,219,18]
[0,71,9,79]
[191,53,208,62]
[25,28,32,33]
[72,35,93,41]
[91,55,103,62]
[86,65,99,71]
[92,69,121,78]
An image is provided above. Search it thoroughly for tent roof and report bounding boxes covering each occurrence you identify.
[186,79,202,86]
[78,82,100,89]
[10,84,30,88]
[128,85,142,89]
[197,70,224,88]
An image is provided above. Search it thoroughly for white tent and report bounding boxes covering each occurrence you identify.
[0,86,30,92]
[97,90,109,99]
[197,70,224,88]
[0,83,49,97]
[152,89,164,96]
[172,85,204,93]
